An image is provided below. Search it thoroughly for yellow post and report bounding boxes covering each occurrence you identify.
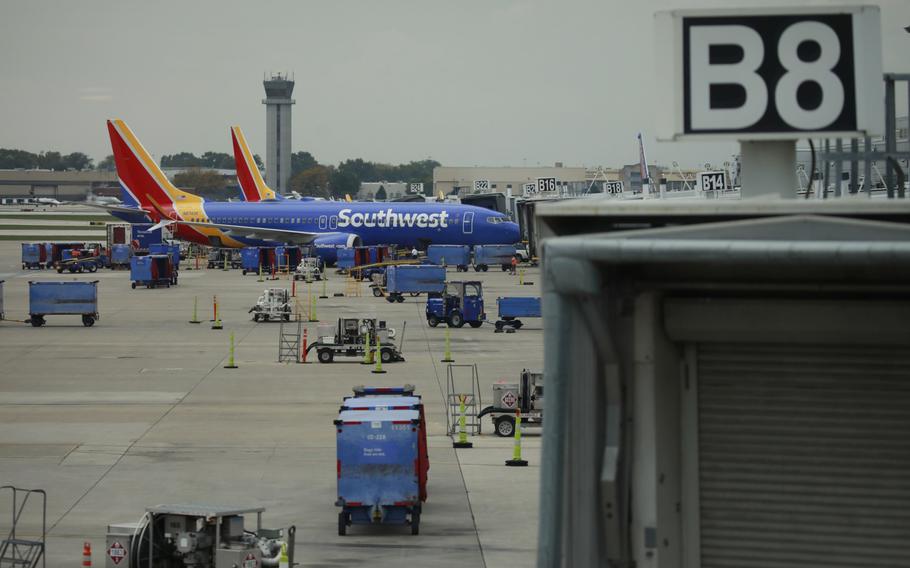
[257,263,264,282]
[505,408,528,466]
[371,333,386,374]
[453,394,472,448]
[440,326,454,362]
[308,281,318,322]
[279,542,289,568]
[189,296,201,324]
[222,256,228,271]
[224,331,238,368]
[519,268,524,285]
[361,329,373,365]
[320,275,328,299]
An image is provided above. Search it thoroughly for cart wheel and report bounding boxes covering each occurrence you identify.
[385,295,395,303]
[514,321,523,329]
[396,295,406,303]
[448,311,465,328]
[381,349,393,364]
[481,265,489,272]
[242,269,247,275]
[82,315,95,327]
[409,292,420,297]
[29,316,43,327]
[338,512,348,536]
[469,321,483,328]
[411,508,420,535]
[494,321,503,331]
[318,349,333,363]
[131,282,136,289]
[283,314,290,322]
[57,268,63,274]
[262,314,269,322]
[495,416,515,437]
[473,266,480,272]
[252,313,260,322]
[372,287,382,297]
[87,264,97,273]
[427,315,439,328]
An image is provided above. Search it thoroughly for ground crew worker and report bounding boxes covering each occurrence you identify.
[510,255,518,275]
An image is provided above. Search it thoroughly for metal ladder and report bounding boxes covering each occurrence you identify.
[278,320,301,363]
[445,364,482,435]
[0,486,46,568]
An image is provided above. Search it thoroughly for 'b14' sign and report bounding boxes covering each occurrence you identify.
[656,6,883,139]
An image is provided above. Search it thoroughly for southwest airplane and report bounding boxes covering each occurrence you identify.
[106,119,520,261]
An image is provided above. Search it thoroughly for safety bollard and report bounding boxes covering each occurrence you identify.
[505,408,528,466]
[440,326,454,362]
[82,541,92,567]
[189,296,201,324]
[195,255,200,271]
[224,331,238,368]
[519,269,524,285]
[308,283,318,322]
[271,264,277,281]
[223,256,228,271]
[319,276,328,299]
[300,328,310,363]
[361,331,373,365]
[453,394,473,448]
[371,334,386,374]
[211,295,223,329]
[291,279,296,298]
[257,263,264,282]
[279,542,289,568]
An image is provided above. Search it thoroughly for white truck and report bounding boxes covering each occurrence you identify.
[249,288,292,322]
[478,369,543,437]
[294,257,323,281]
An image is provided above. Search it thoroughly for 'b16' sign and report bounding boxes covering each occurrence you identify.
[656,6,883,139]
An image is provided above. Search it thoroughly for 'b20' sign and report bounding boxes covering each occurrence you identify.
[657,7,883,139]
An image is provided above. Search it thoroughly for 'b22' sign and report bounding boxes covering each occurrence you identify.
[658,7,883,139]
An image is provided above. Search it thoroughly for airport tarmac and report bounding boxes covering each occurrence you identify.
[0,240,542,567]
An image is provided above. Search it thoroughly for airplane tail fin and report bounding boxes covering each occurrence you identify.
[231,126,280,201]
[107,119,204,216]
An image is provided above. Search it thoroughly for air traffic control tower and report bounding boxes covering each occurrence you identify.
[262,73,295,195]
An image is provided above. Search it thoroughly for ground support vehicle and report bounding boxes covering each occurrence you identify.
[478,369,543,437]
[130,254,176,288]
[341,392,429,503]
[473,244,516,272]
[131,223,164,251]
[28,280,99,327]
[56,248,103,273]
[21,243,48,269]
[308,318,404,363]
[382,265,445,303]
[335,409,423,535]
[47,242,84,269]
[426,281,486,328]
[427,244,470,271]
[294,257,323,281]
[249,288,292,322]
[494,296,541,331]
[241,247,278,275]
[109,243,132,269]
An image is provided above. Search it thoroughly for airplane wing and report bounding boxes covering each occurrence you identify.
[81,202,153,219]
[175,220,324,245]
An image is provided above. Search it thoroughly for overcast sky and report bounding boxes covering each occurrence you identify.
[0,0,907,170]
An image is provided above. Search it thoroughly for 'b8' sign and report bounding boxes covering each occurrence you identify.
[657,7,883,139]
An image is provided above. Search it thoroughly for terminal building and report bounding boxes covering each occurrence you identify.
[0,169,118,201]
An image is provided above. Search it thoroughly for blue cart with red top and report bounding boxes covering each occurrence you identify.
[335,409,422,535]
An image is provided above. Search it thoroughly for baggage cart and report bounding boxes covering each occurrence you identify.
[28,280,99,327]
[335,409,422,535]
[21,243,47,270]
[340,394,429,503]
[241,247,278,275]
[130,254,176,288]
[427,244,470,271]
[150,243,180,269]
[48,242,84,269]
[336,247,355,269]
[473,244,516,272]
[495,296,541,331]
[56,248,102,274]
[109,244,132,269]
[383,265,445,303]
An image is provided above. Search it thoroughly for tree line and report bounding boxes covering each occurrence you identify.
[0,146,440,201]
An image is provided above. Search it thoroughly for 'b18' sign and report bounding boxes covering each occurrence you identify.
[656,7,883,139]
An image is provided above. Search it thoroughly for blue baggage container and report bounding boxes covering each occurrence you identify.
[495,296,541,331]
[130,254,175,289]
[336,247,355,269]
[335,409,422,535]
[241,247,261,273]
[427,245,470,271]
[110,244,132,267]
[386,265,445,296]
[473,244,516,272]
[149,243,180,269]
[132,224,162,250]
[21,243,45,269]
[28,281,99,327]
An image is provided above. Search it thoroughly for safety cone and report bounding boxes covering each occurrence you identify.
[291,279,296,298]
[452,394,472,448]
[300,328,310,364]
[189,296,201,324]
[360,331,373,365]
[505,408,528,466]
[371,334,386,374]
[82,541,92,567]
[224,331,238,368]
[279,542,289,568]
[257,263,264,283]
[440,326,454,362]
[211,295,223,330]
[308,283,318,322]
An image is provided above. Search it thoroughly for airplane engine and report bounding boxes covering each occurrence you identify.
[312,232,361,265]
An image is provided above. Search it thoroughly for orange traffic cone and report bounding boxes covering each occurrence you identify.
[82,541,92,567]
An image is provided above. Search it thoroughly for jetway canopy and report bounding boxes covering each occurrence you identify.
[536,203,910,568]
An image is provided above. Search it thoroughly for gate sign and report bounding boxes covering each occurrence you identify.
[522,182,537,196]
[536,177,558,193]
[473,179,490,192]
[108,542,126,565]
[656,6,883,139]
[409,183,423,194]
[605,181,624,194]
[698,171,727,192]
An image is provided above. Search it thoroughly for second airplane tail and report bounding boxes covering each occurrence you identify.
[231,126,280,202]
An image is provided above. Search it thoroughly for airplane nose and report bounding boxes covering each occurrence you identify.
[505,222,520,243]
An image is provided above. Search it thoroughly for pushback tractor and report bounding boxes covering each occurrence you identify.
[308,318,405,363]
[425,281,485,328]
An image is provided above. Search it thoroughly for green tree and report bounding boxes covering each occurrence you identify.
[62,152,93,170]
[199,151,233,169]
[160,152,202,168]
[0,149,39,169]
[289,165,332,198]
[291,151,318,177]
[97,154,116,171]
[173,167,227,199]
[37,151,63,170]
[330,169,360,199]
